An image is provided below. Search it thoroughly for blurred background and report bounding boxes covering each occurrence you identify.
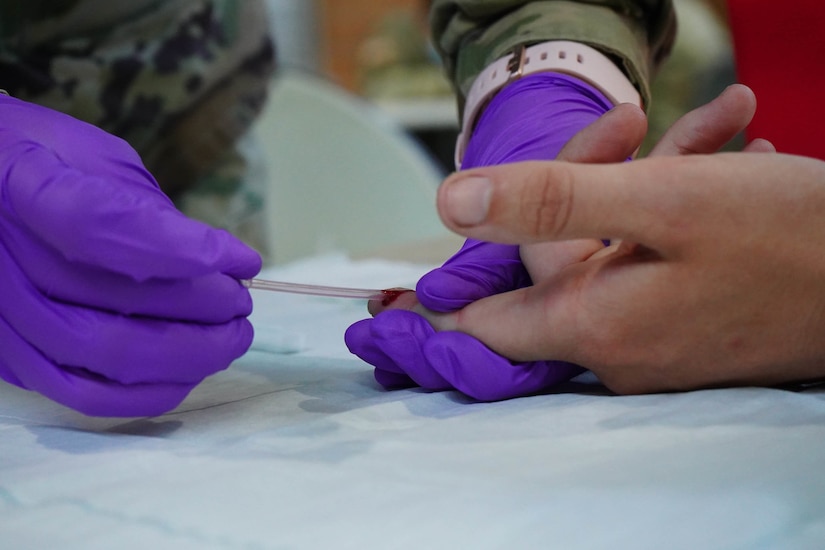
[255,0,744,265]
[265,0,739,169]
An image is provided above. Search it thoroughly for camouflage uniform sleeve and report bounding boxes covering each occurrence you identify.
[429,0,676,111]
[0,0,276,253]
[0,0,275,200]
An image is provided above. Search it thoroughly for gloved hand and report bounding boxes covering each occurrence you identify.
[0,96,261,416]
[346,72,615,400]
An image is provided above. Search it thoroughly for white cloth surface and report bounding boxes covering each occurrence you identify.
[2,254,825,549]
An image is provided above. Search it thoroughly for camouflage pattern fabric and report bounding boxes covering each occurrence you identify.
[429,0,677,114]
[0,0,276,253]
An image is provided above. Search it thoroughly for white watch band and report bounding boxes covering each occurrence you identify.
[455,40,642,169]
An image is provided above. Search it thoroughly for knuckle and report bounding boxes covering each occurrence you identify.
[670,126,712,156]
[519,166,575,239]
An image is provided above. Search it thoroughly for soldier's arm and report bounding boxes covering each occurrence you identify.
[429,0,676,113]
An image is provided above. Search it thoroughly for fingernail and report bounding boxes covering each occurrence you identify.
[444,176,492,227]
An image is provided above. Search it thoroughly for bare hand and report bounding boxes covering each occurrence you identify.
[430,88,825,393]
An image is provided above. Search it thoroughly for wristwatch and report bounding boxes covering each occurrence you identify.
[455,40,642,169]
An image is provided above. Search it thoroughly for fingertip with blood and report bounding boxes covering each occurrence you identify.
[368,288,417,316]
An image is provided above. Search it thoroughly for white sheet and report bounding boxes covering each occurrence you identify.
[2,254,824,549]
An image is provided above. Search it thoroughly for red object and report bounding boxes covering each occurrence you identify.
[727,0,825,159]
[380,289,406,307]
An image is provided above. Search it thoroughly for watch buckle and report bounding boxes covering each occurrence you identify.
[506,45,527,82]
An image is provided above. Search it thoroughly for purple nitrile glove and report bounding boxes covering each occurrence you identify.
[346,72,613,399]
[0,96,262,416]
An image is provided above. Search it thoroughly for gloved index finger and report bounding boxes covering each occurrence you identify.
[2,140,261,281]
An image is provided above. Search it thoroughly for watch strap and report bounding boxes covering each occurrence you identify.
[455,41,642,169]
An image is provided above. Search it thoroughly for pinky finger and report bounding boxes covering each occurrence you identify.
[743,138,776,153]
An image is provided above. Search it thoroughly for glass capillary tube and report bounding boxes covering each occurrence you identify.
[241,278,386,300]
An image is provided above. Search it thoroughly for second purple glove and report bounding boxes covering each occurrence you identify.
[346,72,613,400]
